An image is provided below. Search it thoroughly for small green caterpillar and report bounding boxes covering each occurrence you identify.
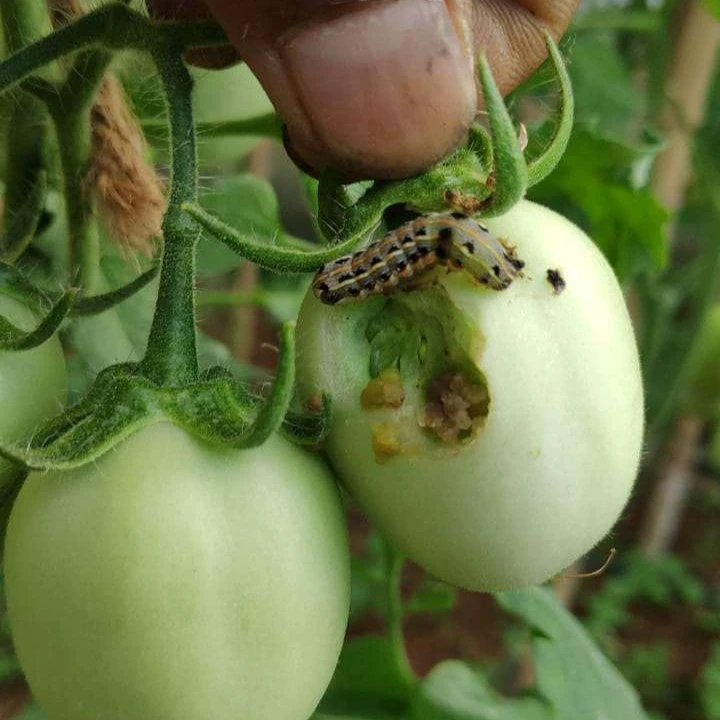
[312,213,524,306]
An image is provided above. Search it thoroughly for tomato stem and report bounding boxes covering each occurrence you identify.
[20,45,110,292]
[141,48,200,386]
[0,5,225,96]
[0,0,51,265]
[46,49,111,293]
[385,547,416,688]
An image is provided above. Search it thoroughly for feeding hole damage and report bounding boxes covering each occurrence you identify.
[420,372,490,444]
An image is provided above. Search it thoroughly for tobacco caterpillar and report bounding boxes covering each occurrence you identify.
[312,212,524,306]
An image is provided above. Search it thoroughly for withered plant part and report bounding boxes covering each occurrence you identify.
[50,0,166,254]
[86,74,166,254]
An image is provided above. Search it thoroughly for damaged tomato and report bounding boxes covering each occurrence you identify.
[295,200,644,591]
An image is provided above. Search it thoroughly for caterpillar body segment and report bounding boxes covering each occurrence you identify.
[312,213,524,306]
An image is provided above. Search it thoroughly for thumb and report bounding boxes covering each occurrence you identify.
[196,0,478,180]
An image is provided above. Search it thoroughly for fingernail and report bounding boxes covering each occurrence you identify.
[279,0,476,178]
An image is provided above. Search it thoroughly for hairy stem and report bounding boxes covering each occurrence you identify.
[0,4,225,95]
[141,49,199,386]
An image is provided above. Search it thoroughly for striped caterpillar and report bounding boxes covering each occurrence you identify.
[312,212,525,306]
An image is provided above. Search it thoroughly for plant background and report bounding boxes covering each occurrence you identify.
[0,0,719,718]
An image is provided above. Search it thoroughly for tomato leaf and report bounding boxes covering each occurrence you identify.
[496,587,649,720]
[529,129,668,283]
[567,36,642,138]
[410,660,552,720]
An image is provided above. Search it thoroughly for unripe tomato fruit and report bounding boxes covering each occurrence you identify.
[0,293,66,484]
[295,200,644,591]
[5,424,350,720]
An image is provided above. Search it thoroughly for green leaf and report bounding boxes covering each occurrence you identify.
[197,175,286,276]
[497,588,649,720]
[319,637,412,717]
[567,36,642,139]
[411,661,552,720]
[529,129,668,282]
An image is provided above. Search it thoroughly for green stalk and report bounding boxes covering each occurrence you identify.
[0,0,51,263]
[385,549,415,688]
[36,48,111,292]
[141,49,199,386]
[0,5,225,95]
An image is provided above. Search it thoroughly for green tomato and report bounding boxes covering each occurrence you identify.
[0,293,66,485]
[295,200,644,591]
[5,424,350,720]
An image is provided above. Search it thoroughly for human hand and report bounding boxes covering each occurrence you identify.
[148,0,579,179]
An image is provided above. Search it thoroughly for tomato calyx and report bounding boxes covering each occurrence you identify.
[0,323,329,472]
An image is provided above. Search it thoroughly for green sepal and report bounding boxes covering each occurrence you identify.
[0,364,159,470]
[316,146,492,245]
[281,394,332,446]
[0,464,27,545]
[476,52,528,216]
[526,34,575,188]
[71,263,160,316]
[467,124,494,171]
[0,325,302,470]
[231,322,295,448]
[0,287,77,351]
